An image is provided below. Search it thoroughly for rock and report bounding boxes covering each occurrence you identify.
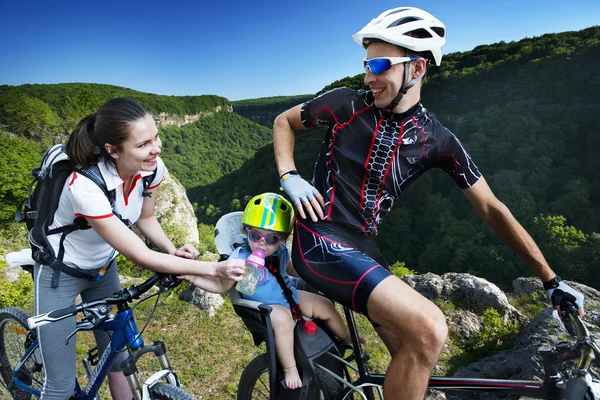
[179,285,224,318]
[404,272,524,323]
[154,168,199,245]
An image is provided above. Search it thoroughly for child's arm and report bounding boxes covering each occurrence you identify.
[178,274,238,293]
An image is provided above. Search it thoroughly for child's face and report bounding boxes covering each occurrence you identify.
[246,227,283,257]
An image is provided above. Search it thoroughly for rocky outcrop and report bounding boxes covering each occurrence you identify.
[423,276,600,400]
[403,272,525,322]
[179,284,225,318]
[153,168,199,245]
[153,105,233,127]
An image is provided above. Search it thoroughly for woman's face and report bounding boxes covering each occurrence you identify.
[247,227,283,257]
[108,114,162,179]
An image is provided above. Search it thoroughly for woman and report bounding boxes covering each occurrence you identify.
[35,98,245,399]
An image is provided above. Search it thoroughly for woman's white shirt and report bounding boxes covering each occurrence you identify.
[46,157,165,270]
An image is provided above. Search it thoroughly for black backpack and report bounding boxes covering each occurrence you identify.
[16,144,157,287]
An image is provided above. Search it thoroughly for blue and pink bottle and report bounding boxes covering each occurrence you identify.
[236,248,266,295]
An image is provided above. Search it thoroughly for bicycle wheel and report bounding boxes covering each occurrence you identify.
[0,307,44,400]
[237,353,343,400]
[148,382,197,400]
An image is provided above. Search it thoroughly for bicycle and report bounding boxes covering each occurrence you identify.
[0,251,196,400]
[213,212,600,400]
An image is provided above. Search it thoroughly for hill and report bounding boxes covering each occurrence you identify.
[231,94,314,128]
[0,83,231,145]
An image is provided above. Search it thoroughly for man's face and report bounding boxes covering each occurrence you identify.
[363,41,407,109]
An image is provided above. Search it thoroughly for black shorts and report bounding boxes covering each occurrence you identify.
[292,219,390,317]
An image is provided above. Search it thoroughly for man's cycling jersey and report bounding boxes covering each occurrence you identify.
[301,87,481,235]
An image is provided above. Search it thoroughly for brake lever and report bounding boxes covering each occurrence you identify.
[552,310,567,333]
[65,322,95,345]
[158,274,182,292]
[65,305,113,345]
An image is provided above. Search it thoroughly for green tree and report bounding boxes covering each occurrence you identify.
[532,215,587,280]
[2,95,61,138]
[60,88,103,129]
[0,132,42,224]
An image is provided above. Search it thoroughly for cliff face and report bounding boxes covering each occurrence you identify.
[154,167,199,245]
[154,105,234,127]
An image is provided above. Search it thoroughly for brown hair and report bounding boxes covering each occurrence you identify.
[66,98,150,168]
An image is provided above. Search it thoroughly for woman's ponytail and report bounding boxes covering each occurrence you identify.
[66,113,99,167]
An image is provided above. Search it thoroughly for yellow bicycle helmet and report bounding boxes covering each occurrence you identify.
[242,193,294,233]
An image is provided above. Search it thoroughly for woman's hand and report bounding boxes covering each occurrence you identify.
[174,244,200,260]
[177,274,200,286]
[215,259,246,281]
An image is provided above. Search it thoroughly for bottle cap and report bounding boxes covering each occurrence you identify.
[247,248,266,266]
[302,320,317,335]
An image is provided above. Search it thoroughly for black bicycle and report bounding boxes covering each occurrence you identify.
[233,293,599,400]
[214,212,600,400]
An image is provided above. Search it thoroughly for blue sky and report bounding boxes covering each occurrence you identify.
[1,0,598,101]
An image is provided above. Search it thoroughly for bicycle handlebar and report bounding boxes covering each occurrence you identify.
[27,274,181,329]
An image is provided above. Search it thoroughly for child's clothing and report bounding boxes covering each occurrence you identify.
[230,245,299,307]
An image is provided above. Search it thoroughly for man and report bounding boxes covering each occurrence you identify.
[273,7,584,399]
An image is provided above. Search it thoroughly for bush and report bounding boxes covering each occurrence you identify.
[0,259,34,310]
[390,261,417,279]
[510,291,546,318]
[466,307,519,356]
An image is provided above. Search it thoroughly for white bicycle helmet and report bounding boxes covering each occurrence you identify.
[352,7,446,66]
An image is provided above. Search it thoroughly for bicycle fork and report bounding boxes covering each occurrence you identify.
[120,341,179,400]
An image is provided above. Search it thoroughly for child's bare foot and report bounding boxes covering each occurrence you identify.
[283,366,302,389]
[341,333,366,345]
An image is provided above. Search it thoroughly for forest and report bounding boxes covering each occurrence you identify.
[1,26,599,290]
[232,94,313,127]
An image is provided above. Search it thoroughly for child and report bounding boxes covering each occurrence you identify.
[180,192,358,390]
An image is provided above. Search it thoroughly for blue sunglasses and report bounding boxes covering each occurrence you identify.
[363,57,418,75]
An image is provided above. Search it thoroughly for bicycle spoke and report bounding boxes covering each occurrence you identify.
[253,374,269,399]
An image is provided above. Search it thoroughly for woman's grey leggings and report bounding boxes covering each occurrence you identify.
[34,262,126,399]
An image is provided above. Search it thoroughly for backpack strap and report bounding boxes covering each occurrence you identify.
[42,164,131,287]
[141,167,158,198]
[265,256,303,322]
[76,165,132,227]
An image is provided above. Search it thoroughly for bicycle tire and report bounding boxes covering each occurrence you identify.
[148,382,197,400]
[0,307,43,400]
[564,376,591,400]
[237,353,343,400]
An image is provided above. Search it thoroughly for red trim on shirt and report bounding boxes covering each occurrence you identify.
[123,174,143,206]
[74,213,114,219]
[69,172,78,186]
[148,180,162,190]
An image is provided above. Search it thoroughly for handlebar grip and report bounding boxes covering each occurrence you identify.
[564,375,589,400]
[561,299,578,314]
[27,305,77,329]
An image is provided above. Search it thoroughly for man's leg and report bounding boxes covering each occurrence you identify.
[367,275,447,400]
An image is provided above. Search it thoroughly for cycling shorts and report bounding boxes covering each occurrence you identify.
[291,219,391,317]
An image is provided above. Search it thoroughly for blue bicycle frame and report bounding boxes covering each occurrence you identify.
[7,273,183,400]
[14,307,143,399]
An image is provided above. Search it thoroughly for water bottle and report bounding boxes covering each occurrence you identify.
[236,248,266,295]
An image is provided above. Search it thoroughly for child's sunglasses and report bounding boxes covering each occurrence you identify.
[363,56,417,75]
[247,229,282,246]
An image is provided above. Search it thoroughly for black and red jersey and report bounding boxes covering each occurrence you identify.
[301,87,481,235]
